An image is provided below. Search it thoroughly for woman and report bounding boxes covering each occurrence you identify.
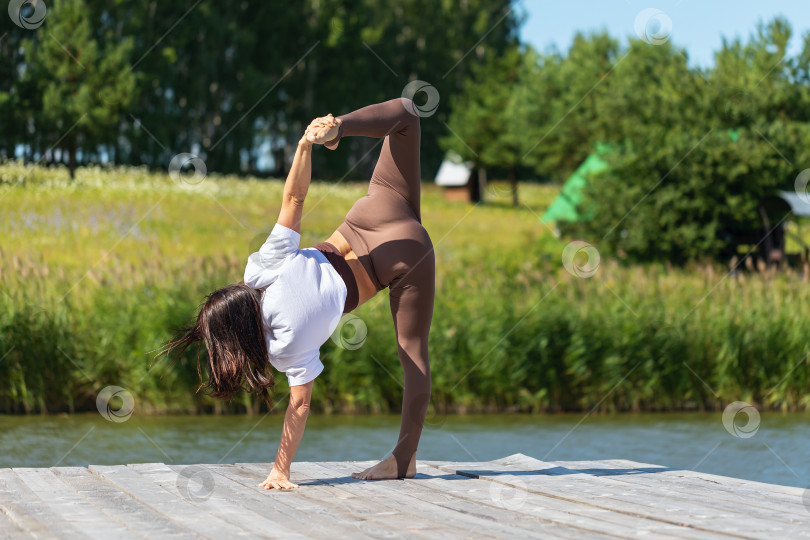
[162,97,434,489]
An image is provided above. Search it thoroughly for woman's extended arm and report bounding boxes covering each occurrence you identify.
[275,139,312,235]
[276,117,338,234]
[258,381,313,490]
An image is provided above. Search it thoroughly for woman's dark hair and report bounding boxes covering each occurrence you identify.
[156,282,274,406]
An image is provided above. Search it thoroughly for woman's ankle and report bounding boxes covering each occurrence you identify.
[324,118,342,149]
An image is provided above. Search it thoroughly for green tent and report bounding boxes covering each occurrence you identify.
[541,144,611,223]
[542,131,739,224]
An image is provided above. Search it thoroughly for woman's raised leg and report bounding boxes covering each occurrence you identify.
[328,97,422,221]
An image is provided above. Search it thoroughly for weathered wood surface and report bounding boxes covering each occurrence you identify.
[0,454,808,539]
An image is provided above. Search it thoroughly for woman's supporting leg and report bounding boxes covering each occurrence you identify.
[329,97,422,221]
[388,245,435,478]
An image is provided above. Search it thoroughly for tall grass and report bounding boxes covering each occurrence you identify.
[1,162,808,414]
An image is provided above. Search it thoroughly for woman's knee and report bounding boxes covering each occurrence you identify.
[397,98,421,129]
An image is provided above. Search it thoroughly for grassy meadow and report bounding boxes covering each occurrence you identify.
[1,161,809,415]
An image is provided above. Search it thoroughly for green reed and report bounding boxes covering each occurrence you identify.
[1,162,808,414]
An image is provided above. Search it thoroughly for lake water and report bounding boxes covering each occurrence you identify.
[1,412,808,489]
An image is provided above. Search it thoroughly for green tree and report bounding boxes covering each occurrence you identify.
[6,0,521,177]
[441,45,543,205]
[312,0,521,182]
[571,18,810,263]
[489,46,550,206]
[23,0,135,178]
[525,31,620,180]
[441,46,521,203]
[0,27,27,160]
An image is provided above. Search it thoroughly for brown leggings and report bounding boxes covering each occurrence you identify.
[330,98,434,478]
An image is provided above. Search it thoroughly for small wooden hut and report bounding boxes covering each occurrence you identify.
[434,152,483,203]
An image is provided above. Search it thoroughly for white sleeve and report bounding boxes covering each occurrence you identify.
[285,354,324,387]
[244,223,301,288]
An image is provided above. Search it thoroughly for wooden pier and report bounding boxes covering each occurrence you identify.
[1,453,808,539]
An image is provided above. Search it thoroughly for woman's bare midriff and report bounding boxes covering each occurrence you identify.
[325,229,378,309]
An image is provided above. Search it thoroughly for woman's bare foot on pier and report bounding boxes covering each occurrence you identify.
[351,453,416,480]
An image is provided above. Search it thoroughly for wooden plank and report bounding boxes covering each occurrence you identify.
[602,458,805,495]
[238,461,459,539]
[205,463,393,539]
[0,507,30,539]
[423,458,797,538]
[239,461,494,539]
[127,463,299,538]
[2,456,807,540]
[89,464,247,539]
[603,458,807,499]
[476,456,810,538]
[52,467,199,539]
[553,458,808,515]
[492,454,810,529]
[322,460,621,539]
[303,461,550,539]
[12,467,142,540]
[0,468,84,539]
[403,461,717,539]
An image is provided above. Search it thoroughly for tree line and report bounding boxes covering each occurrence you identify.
[6,2,810,262]
[0,0,520,179]
[443,18,810,262]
